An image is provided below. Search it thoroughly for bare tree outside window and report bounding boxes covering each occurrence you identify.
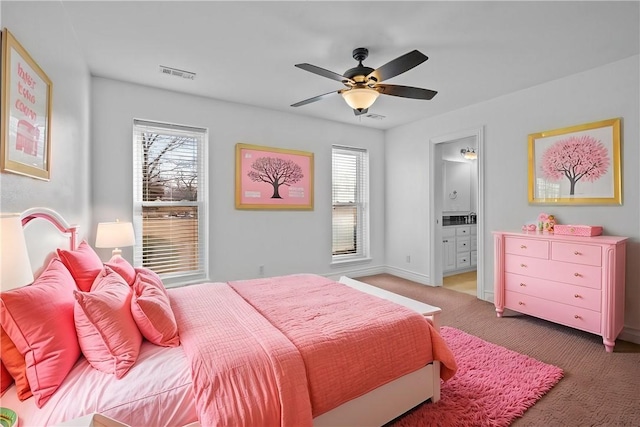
[141,132,198,202]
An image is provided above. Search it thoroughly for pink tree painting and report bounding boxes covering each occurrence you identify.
[247,157,304,199]
[540,135,610,196]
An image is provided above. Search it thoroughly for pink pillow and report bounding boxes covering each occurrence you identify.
[134,267,168,296]
[74,270,142,378]
[105,256,136,286]
[1,326,31,400]
[0,258,81,407]
[131,274,179,347]
[57,240,103,292]
[1,362,13,396]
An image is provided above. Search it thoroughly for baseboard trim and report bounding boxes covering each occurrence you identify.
[324,265,386,282]
[619,326,640,345]
[382,266,436,287]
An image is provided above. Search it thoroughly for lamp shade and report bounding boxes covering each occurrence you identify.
[0,213,34,291]
[341,88,380,110]
[95,220,135,256]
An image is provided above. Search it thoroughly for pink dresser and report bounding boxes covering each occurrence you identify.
[493,231,627,352]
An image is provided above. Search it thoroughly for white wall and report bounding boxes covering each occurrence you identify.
[0,2,92,235]
[386,56,640,340]
[91,77,386,281]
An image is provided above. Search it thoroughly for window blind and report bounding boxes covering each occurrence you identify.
[132,119,208,285]
[332,145,369,260]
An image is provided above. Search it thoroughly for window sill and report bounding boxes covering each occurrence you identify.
[330,257,372,267]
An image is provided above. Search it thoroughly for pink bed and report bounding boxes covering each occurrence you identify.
[0,208,457,426]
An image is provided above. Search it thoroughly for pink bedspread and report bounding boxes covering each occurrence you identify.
[229,274,457,417]
[170,274,457,426]
[169,283,313,427]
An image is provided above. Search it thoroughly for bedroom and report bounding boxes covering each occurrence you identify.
[0,0,639,425]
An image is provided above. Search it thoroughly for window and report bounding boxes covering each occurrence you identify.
[332,145,369,262]
[133,119,208,286]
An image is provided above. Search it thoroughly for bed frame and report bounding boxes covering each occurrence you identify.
[17,208,441,427]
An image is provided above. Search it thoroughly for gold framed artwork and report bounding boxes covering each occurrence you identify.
[1,28,53,180]
[235,143,314,210]
[528,118,621,205]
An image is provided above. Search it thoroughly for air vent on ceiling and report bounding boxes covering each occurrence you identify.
[364,113,386,120]
[159,65,196,80]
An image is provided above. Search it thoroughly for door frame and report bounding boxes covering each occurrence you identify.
[429,126,486,299]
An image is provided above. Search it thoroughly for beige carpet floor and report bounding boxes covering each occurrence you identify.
[355,273,640,426]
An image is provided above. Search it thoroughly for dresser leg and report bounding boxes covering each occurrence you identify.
[603,339,615,353]
[496,308,503,318]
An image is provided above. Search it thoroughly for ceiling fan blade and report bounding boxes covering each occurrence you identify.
[375,84,437,100]
[291,90,339,107]
[353,108,369,116]
[295,63,355,85]
[366,50,428,83]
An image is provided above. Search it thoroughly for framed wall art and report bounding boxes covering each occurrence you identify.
[528,118,621,205]
[235,143,314,210]
[1,28,53,180]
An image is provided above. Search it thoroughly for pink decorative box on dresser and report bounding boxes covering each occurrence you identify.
[493,231,628,352]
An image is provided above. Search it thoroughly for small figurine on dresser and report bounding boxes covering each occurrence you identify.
[537,213,556,233]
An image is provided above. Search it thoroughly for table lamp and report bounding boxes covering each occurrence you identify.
[0,213,34,291]
[95,220,135,257]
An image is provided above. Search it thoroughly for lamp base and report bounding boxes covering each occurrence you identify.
[111,248,123,256]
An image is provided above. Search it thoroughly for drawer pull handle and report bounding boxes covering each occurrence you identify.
[574,315,581,319]
[574,294,581,298]
[520,264,527,268]
[520,283,526,287]
[574,272,582,277]
[518,301,525,305]
[520,245,527,249]
[574,251,582,255]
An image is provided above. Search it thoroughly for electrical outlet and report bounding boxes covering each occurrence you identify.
[406,255,411,263]
[259,265,264,275]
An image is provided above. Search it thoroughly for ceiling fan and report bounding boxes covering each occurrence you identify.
[291,47,437,116]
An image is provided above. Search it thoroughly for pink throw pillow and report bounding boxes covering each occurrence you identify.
[131,274,179,347]
[1,326,31,400]
[134,267,168,297]
[0,258,81,407]
[1,362,13,396]
[74,270,142,378]
[105,256,136,286]
[57,240,103,292]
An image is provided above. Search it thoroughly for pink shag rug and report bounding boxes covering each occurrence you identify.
[390,327,564,427]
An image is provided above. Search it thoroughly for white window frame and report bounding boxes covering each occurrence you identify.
[331,145,369,263]
[132,119,208,287]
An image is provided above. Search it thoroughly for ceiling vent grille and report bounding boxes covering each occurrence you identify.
[364,113,386,120]
[159,65,196,80]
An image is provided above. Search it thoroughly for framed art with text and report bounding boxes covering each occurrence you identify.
[235,143,314,210]
[1,28,53,181]
[528,118,621,205]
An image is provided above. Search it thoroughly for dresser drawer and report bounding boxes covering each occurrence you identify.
[456,226,471,236]
[548,260,601,289]
[457,253,470,268]
[504,254,549,279]
[456,236,471,252]
[551,242,602,267]
[505,272,601,312]
[505,291,600,334]
[505,237,549,259]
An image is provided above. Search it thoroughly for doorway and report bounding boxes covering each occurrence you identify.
[429,127,485,300]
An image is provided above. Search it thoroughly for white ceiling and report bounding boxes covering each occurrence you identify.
[60,1,639,130]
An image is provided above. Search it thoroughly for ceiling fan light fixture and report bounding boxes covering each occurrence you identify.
[461,147,477,160]
[341,88,380,110]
